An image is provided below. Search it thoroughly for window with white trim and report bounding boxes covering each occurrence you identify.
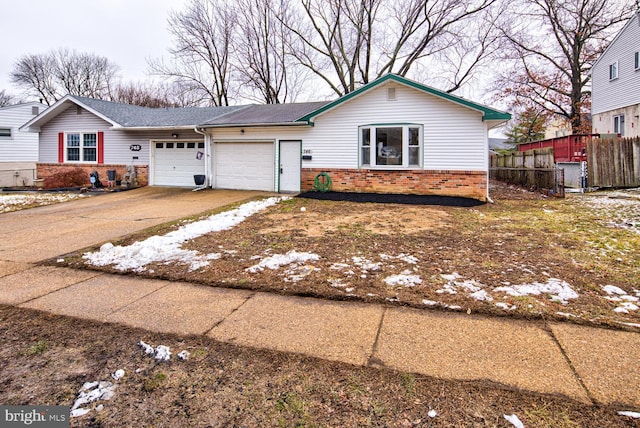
[359,125,422,168]
[66,132,97,162]
[609,61,618,80]
[0,128,11,138]
[613,115,625,136]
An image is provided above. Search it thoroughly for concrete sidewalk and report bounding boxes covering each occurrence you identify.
[1,265,638,408]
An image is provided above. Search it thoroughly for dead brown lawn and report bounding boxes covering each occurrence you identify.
[59,181,640,331]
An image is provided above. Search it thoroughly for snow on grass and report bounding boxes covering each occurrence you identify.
[578,193,640,232]
[83,197,287,272]
[1,192,87,213]
[495,302,517,311]
[601,285,639,313]
[618,411,640,418]
[247,251,319,273]
[139,341,171,361]
[504,414,524,428]
[437,273,487,301]
[352,256,382,272]
[70,381,116,418]
[494,278,578,305]
[380,253,419,264]
[384,270,422,287]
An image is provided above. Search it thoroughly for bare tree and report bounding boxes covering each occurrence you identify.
[232,0,307,103]
[0,90,15,107]
[10,49,119,105]
[280,0,382,96]
[54,49,119,99]
[10,53,59,105]
[497,0,635,133]
[150,0,235,106]
[110,81,178,108]
[280,0,498,97]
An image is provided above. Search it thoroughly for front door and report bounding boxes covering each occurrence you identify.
[279,140,301,192]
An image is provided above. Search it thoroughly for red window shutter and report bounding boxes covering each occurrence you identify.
[58,132,64,163]
[98,131,104,164]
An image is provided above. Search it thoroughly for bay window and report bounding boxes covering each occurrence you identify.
[359,125,422,168]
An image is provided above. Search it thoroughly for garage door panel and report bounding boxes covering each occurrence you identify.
[215,142,274,191]
[154,142,205,187]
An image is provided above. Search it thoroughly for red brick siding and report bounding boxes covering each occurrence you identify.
[37,163,149,187]
[301,168,487,201]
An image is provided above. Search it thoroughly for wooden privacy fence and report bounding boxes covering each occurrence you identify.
[490,147,565,197]
[492,147,554,169]
[587,137,640,188]
[490,167,565,197]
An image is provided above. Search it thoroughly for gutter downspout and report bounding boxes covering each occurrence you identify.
[194,127,211,188]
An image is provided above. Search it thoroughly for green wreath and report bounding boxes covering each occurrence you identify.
[314,172,332,192]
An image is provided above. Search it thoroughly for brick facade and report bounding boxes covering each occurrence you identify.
[301,168,487,201]
[37,163,149,187]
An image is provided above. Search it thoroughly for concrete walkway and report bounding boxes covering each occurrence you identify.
[0,189,638,408]
[1,266,638,408]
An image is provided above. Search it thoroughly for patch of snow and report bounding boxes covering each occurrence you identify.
[352,256,382,272]
[384,271,422,287]
[70,381,116,418]
[618,322,640,328]
[330,263,350,270]
[428,409,437,418]
[504,414,524,428]
[155,345,171,361]
[111,369,125,380]
[556,312,577,318]
[139,341,171,361]
[329,279,347,288]
[422,299,439,306]
[178,350,190,361]
[56,258,64,263]
[345,287,355,293]
[603,285,627,295]
[83,197,287,272]
[247,251,319,273]
[0,192,88,213]
[495,302,517,311]
[494,278,578,305]
[618,411,640,418]
[380,253,419,264]
[613,302,639,314]
[470,289,493,302]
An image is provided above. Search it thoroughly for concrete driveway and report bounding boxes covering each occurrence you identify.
[0,187,265,268]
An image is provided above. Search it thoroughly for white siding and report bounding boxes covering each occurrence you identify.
[592,13,640,115]
[208,82,488,174]
[305,82,487,171]
[39,105,204,167]
[0,103,44,162]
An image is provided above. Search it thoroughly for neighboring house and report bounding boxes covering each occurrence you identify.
[591,11,640,138]
[0,102,46,187]
[22,74,510,200]
[544,117,571,140]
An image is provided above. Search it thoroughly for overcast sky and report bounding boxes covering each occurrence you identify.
[0,0,190,99]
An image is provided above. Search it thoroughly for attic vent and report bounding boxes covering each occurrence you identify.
[387,87,396,101]
[31,106,39,115]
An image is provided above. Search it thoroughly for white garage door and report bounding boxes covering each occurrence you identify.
[153,141,206,187]
[214,142,274,191]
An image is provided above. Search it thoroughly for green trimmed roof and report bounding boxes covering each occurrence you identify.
[298,74,511,123]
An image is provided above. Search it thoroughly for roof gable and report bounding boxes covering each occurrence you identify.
[298,74,510,123]
[592,12,639,70]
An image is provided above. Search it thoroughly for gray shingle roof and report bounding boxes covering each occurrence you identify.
[201,101,331,126]
[71,96,245,128]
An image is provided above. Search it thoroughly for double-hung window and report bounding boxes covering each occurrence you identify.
[613,115,625,136]
[359,125,422,168]
[66,132,97,162]
[0,128,11,139]
[609,61,618,80]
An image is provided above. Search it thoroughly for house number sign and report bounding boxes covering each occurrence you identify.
[129,144,142,151]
